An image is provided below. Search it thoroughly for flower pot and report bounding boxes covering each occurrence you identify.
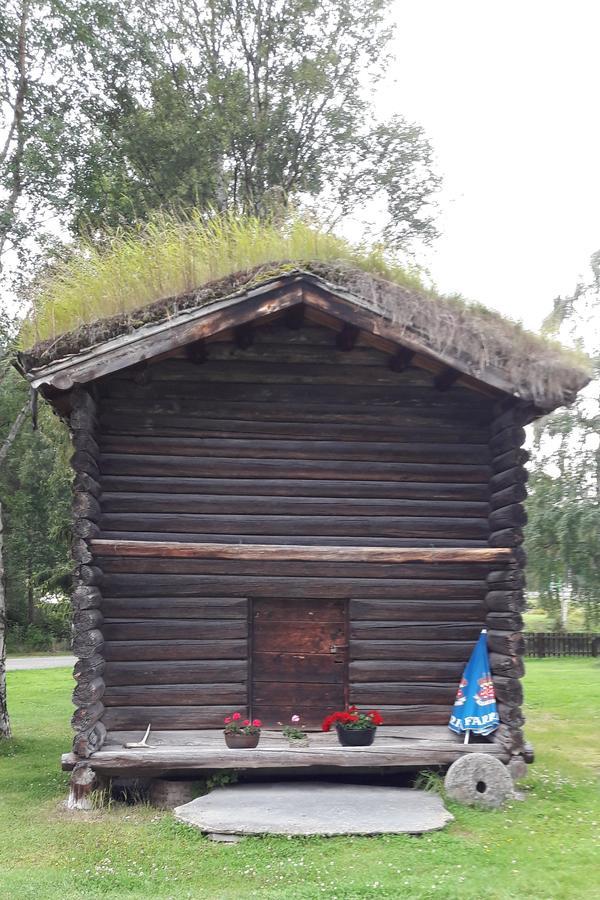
[335,725,376,747]
[224,732,260,749]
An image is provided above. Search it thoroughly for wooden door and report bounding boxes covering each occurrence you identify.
[251,598,347,728]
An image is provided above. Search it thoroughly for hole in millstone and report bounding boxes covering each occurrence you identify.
[476,781,487,794]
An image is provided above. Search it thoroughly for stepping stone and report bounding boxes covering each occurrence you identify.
[174,782,453,836]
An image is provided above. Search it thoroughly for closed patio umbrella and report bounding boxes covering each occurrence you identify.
[449,629,499,742]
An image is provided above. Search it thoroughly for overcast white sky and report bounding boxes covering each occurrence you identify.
[378,0,600,330]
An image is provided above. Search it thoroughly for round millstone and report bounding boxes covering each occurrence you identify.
[444,753,513,809]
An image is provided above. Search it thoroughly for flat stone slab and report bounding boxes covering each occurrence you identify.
[174,782,453,836]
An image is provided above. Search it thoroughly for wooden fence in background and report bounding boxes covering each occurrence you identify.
[525,632,600,658]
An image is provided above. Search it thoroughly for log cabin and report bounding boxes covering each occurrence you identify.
[16,261,590,799]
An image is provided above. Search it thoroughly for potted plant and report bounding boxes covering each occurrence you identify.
[280,714,309,747]
[223,712,262,748]
[322,706,383,746]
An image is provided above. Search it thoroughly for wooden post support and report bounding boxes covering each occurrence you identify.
[67,762,96,810]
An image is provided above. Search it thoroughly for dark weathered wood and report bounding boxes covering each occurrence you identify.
[350,659,465,682]
[100,492,490,519]
[105,377,490,409]
[73,472,102,498]
[104,659,247,686]
[77,565,104,586]
[497,702,525,728]
[487,631,525,656]
[491,723,525,753]
[101,573,488,600]
[101,453,491,484]
[253,652,343,684]
[101,596,247,620]
[492,676,523,705]
[73,654,105,680]
[73,518,100,540]
[491,447,529,474]
[350,622,482,641]
[100,557,496,583]
[72,585,102,609]
[73,493,101,521]
[485,591,525,612]
[67,762,97,809]
[490,483,527,509]
[100,513,489,540]
[101,406,489,438]
[103,683,246,706]
[489,404,536,434]
[72,431,100,459]
[100,434,490,465]
[72,538,93,565]
[73,608,103,630]
[349,682,456,705]
[71,700,104,731]
[485,611,524,631]
[350,598,485,622]
[102,619,247,641]
[488,528,524,548]
[101,474,490,501]
[103,639,247,661]
[336,323,360,350]
[434,368,461,391]
[72,722,107,759]
[489,465,528,493]
[72,676,106,706]
[61,739,509,774]
[488,653,525,679]
[489,426,526,456]
[102,705,245,730]
[389,348,415,372]
[71,449,99,479]
[487,569,525,589]
[72,628,104,658]
[92,539,509,564]
[350,640,474,661]
[489,504,527,530]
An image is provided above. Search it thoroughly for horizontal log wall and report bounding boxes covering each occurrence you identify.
[94,320,500,731]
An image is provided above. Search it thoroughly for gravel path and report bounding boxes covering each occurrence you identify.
[6,655,75,671]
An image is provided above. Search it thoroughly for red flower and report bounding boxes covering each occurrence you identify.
[242,719,250,726]
[322,707,383,731]
[252,719,262,727]
[224,716,232,724]
[232,712,241,721]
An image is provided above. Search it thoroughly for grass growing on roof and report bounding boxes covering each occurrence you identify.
[1,660,599,898]
[20,210,592,408]
[22,211,427,347]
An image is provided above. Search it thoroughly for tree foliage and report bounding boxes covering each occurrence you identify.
[1,0,440,273]
[526,255,600,629]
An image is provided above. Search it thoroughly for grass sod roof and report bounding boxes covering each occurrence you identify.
[18,216,592,411]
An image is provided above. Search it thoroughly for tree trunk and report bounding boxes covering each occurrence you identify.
[0,501,11,739]
[0,401,29,739]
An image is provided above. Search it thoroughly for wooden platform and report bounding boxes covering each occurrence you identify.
[61,726,508,776]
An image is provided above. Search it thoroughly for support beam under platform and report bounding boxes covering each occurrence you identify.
[61,726,509,776]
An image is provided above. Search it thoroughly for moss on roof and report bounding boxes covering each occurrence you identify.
[19,214,592,411]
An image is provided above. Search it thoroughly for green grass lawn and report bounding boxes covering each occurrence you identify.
[1,660,599,900]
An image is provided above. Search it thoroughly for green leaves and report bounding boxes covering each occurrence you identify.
[526,255,600,629]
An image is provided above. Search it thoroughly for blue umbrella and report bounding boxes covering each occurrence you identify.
[449,629,499,741]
